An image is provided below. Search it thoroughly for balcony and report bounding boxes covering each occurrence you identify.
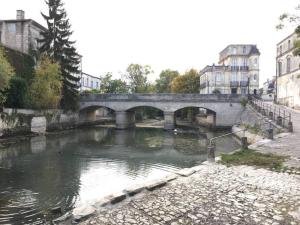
[200,83,207,89]
[230,66,239,71]
[240,81,249,87]
[230,81,239,87]
[240,66,249,71]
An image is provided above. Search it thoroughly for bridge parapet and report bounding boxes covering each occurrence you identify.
[80,94,245,103]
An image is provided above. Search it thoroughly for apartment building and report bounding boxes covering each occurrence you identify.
[0,10,46,54]
[276,32,300,109]
[200,45,260,94]
[80,73,101,91]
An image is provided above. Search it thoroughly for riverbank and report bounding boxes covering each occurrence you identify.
[76,163,300,225]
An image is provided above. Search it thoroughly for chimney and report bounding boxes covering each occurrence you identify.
[16,10,25,20]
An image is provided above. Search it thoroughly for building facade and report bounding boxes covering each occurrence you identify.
[276,32,300,109]
[200,45,260,94]
[0,10,46,54]
[80,73,101,91]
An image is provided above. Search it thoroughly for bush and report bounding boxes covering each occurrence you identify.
[5,76,28,108]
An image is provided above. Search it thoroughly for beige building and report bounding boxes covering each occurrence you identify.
[276,32,300,109]
[0,10,46,54]
[200,45,260,94]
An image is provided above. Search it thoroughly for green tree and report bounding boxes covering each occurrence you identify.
[125,64,152,93]
[99,73,129,94]
[156,69,179,93]
[5,76,28,108]
[30,56,62,109]
[0,46,14,106]
[39,0,81,111]
[171,69,200,93]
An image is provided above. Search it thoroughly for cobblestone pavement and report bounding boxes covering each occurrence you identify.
[80,164,300,225]
[252,102,300,168]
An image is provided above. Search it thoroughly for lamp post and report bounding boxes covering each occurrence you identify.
[247,75,250,96]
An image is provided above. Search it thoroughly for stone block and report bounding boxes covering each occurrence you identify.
[175,168,195,177]
[73,205,96,222]
[31,116,46,134]
[146,179,167,191]
[123,184,145,196]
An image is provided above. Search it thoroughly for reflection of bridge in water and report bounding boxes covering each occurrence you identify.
[79,94,245,130]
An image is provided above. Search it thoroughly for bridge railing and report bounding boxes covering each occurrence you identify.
[80,93,246,102]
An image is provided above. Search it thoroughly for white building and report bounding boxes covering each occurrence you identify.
[80,72,101,91]
[0,10,46,54]
[200,45,260,95]
[276,32,300,109]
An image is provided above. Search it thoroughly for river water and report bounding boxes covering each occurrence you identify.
[0,127,240,224]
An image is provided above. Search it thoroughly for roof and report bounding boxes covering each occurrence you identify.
[199,65,229,75]
[219,44,260,56]
[82,72,101,80]
[277,32,296,46]
[0,19,47,32]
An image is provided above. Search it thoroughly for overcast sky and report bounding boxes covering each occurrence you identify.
[1,0,299,85]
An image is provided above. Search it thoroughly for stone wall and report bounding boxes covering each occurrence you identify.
[0,108,80,137]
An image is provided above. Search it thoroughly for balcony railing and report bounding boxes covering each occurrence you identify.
[230,81,239,87]
[240,81,249,87]
[230,66,239,71]
[240,66,249,71]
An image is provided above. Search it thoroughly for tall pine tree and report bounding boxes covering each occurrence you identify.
[39,0,81,111]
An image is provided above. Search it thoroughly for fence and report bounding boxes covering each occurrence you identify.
[250,97,292,129]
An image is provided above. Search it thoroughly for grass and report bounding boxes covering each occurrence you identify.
[220,148,288,172]
[243,124,261,134]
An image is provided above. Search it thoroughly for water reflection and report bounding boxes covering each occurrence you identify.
[0,127,239,224]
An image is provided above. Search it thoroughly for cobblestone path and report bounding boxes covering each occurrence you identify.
[80,164,300,225]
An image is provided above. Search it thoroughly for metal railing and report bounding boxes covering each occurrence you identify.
[250,97,292,129]
[208,129,246,146]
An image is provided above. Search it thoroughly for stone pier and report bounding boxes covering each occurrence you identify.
[115,111,135,129]
[164,112,175,130]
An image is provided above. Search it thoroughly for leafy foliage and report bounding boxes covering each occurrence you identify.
[99,73,129,94]
[5,76,28,108]
[0,46,14,106]
[171,69,200,93]
[30,56,62,109]
[155,69,179,93]
[125,64,153,93]
[39,0,81,111]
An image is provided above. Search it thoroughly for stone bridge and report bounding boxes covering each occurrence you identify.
[79,94,245,130]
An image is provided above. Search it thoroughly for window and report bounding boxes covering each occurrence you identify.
[288,40,291,49]
[86,78,89,86]
[242,73,248,81]
[253,74,258,82]
[233,47,237,54]
[278,61,282,76]
[253,58,258,67]
[243,46,246,54]
[96,82,99,88]
[7,24,16,34]
[279,45,282,54]
[216,72,223,83]
[287,57,291,73]
[231,72,237,81]
[91,80,93,88]
[241,88,247,94]
[231,58,237,67]
[243,58,248,67]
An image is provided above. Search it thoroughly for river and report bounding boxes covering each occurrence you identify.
[0,126,240,224]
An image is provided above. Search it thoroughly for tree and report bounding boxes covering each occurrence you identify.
[155,69,179,93]
[5,76,28,108]
[30,56,62,109]
[171,69,200,93]
[0,46,14,106]
[39,0,81,111]
[99,73,129,94]
[125,64,152,93]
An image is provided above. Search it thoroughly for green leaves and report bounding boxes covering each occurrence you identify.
[30,56,62,109]
[0,46,14,106]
